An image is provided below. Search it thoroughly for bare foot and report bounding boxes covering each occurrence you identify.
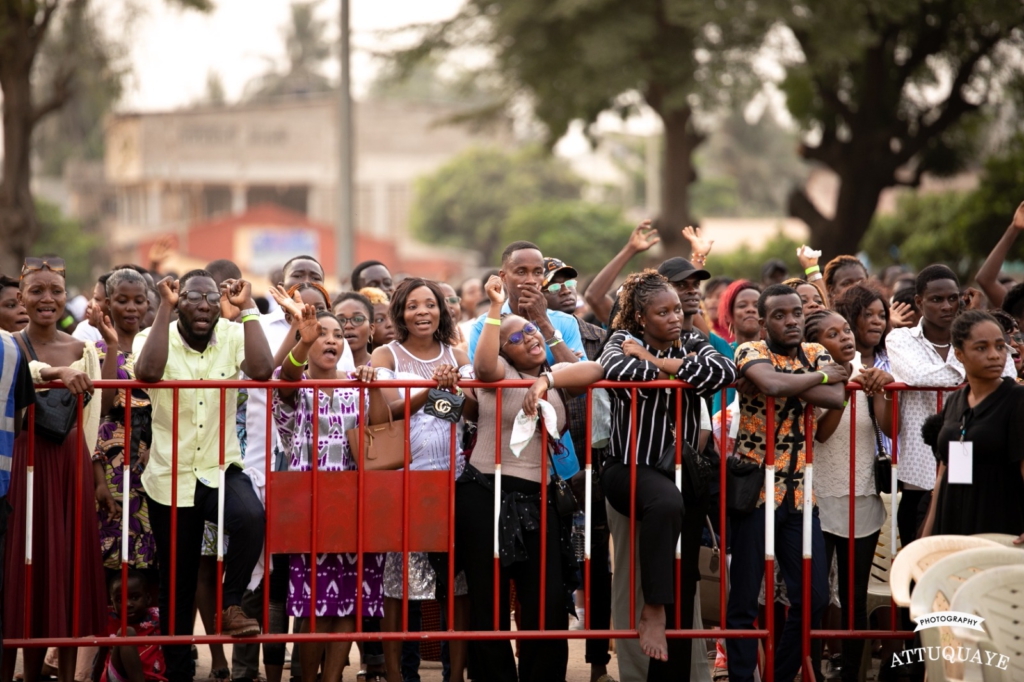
[638,603,669,662]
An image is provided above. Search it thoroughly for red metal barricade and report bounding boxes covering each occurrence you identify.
[6,377,955,682]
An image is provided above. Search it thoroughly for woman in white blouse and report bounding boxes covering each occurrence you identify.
[804,310,893,682]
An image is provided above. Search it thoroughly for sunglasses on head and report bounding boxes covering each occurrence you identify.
[502,322,539,348]
[21,257,66,279]
[543,279,577,293]
[181,291,222,306]
[337,314,368,327]
[444,296,461,305]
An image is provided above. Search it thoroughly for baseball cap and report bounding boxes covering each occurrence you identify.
[657,257,710,283]
[542,258,579,287]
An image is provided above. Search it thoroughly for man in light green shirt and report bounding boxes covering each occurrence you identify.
[135,269,274,681]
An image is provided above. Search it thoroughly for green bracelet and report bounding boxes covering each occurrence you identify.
[287,351,305,368]
[805,265,821,275]
[820,371,829,384]
[241,314,260,323]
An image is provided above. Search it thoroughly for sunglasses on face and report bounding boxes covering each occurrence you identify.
[21,257,66,279]
[543,279,577,293]
[502,322,539,348]
[444,296,461,305]
[181,291,222,306]
[337,314,368,327]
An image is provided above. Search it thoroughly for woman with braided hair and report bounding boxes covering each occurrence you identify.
[599,269,736,678]
[823,255,868,304]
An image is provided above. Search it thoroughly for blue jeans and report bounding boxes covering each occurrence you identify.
[726,497,828,682]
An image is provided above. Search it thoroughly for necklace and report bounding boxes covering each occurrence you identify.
[929,341,951,349]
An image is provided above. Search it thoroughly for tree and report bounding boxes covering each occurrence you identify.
[200,69,226,106]
[711,231,804,283]
[501,201,635,276]
[0,0,210,278]
[862,133,1024,278]
[389,0,768,255]
[32,198,102,291]
[410,147,582,264]
[776,0,1024,258]
[244,0,333,102]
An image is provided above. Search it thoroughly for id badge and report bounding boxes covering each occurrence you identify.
[947,441,973,484]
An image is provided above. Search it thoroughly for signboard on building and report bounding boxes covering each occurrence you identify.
[240,228,320,274]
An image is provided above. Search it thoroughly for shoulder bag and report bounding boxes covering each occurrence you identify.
[19,331,91,444]
[346,400,406,471]
[866,395,900,495]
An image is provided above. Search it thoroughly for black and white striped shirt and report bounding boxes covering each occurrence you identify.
[599,329,737,467]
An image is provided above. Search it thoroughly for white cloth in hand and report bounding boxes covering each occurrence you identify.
[510,399,559,458]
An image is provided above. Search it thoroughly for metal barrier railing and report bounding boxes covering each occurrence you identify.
[7,377,955,682]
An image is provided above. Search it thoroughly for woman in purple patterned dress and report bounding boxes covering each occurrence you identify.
[93,268,158,587]
[273,305,384,682]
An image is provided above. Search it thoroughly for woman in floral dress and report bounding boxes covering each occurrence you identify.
[274,305,384,682]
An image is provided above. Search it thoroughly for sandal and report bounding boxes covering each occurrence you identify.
[355,672,386,682]
[210,668,231,681]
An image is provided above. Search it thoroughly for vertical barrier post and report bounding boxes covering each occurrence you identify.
[628,389,638,630]
[673,388,683,629]
[402,391,411,634]
[122,395,133,638]
[801,409,814,669]
[847,393,856,631]
[356,384,365,631]
[584,387,592,630]
[73,394,84,637]
[448,420,457,632]
[216,388,226,633]
[264,387,273,633]
[310,385,319,634]
[493,387,502,632]
[170,389,180,635]
[718,387,728,629]
[538,398,548,631]
[24,403,35,637]
[764,396,776,681]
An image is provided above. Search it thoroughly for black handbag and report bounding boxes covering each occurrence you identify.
[19,331,91,444]
[424,387,465,424]
[867,396,900,495]
[654,437,719,505]
[725,457,764,516]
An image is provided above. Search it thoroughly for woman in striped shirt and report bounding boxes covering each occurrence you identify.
[599,269,736,679]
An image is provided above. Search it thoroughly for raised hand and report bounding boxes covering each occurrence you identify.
[297,304,322,345]
[1013,200,1024,231]
[681,225,714,259]
[91,305,118,346]
[889,301,915,329]
[223,278,255,309]
[796,245,821,271]
[157,276,179,308]
[484,275,505,305]
[148,235,175,267]
[270,284,303,319]
[516,283,548,323]
[627,220,661,253]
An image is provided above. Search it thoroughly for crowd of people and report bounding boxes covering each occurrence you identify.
[1,201,1024,682]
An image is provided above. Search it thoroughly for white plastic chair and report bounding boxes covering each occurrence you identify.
[971,533,1024,549]
[889,535,1003,607]
[950,564,1024,682]
[909,548,1024,682]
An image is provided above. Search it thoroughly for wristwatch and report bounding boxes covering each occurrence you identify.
[239,307,260,319]
[546,329,563,343]
[543,370,555,390]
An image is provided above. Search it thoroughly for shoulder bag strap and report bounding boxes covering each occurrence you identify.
[865,394,887,458]
[19,330,40,362]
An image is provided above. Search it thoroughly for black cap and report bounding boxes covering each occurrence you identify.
[542,257,579,287]
[657,257,710,283]
[761,258,788,280]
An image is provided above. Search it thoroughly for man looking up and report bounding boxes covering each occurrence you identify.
[468,241,585,364]
[726,284,848,682]
[134,270,274,682]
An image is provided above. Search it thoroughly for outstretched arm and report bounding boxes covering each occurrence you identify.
[975,200,1024,310]
[585,220,660,326]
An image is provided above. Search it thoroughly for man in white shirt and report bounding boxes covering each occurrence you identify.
[72,273,108,342]
[887,264,1016,549]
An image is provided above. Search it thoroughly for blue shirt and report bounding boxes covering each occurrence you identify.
[467,303,587,365]
[1,332,34,498]
[710,333,738,414]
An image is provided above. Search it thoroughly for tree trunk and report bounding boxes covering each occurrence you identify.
[789,166,889,262]
[656,106,700,257]
[0,25,41,277]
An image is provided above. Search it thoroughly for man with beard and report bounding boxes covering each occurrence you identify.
[135,270,274,682]
[725,284,848,682]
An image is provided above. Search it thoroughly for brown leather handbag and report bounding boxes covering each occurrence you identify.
[346,406,407,471]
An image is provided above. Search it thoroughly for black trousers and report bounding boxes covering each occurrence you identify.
[148,466,266,682]
[456,474,569,682]
[583,494,612,667]
[601,462,700,681]
[824,530,881,682]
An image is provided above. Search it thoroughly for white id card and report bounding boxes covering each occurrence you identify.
[947,441,973,484]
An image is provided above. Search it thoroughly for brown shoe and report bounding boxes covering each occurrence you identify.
[221,605,261,637]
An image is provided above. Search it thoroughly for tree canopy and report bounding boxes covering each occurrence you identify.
[244,0,333,102]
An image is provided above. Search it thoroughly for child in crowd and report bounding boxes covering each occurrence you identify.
[97,572,167,682]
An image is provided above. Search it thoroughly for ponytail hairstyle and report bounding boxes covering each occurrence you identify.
[803,309,842,344]
[612,269,675,339]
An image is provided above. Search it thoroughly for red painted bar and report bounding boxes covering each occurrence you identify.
[263,387,273,633]
[122,396,133,639]
[765,395,775,682]
[493,387,502,632]
[215,388,226,634]
[170,389,179,635]
[628,388,637,631]
[72,395,84,637]
[310,385,320,634]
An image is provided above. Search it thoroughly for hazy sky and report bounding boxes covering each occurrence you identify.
[122,0,464,111]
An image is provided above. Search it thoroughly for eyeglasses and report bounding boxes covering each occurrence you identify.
[502,322,539,348]
[1011,332,1024,344]
[181,291,222,306]
[543,279,577,293]
[444,296,461,305]
[337,314,368,327]
[21,257,66,279]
